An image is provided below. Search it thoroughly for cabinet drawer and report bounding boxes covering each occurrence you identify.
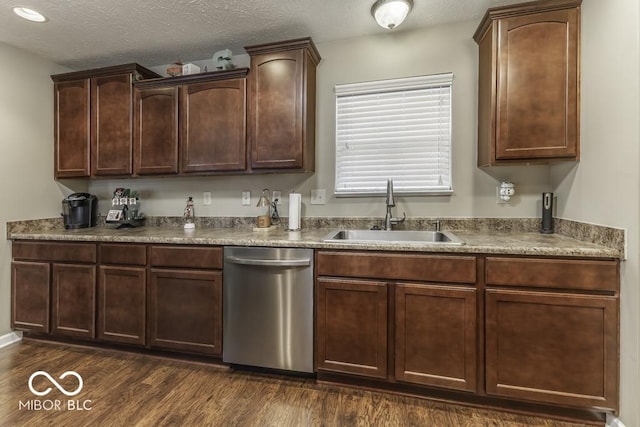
[13,241,96,263]
[317,251,476,284]
[150,246,222,269]
[485,257,619,292]
[100,243,147,266]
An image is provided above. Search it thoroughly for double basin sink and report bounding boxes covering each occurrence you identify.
[323,229,464,245]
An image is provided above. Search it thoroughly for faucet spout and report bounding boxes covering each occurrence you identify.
[383,179,405,230]
[386,179,395,208]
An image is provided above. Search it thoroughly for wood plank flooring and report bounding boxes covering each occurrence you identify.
[0,341,594,427]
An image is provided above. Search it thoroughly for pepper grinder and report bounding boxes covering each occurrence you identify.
[184,196,195,229]
[541,192,554,234]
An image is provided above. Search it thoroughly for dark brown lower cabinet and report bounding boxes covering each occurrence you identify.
[395,283,477,392]
[148,268,222,355]
[52,264,96,339]
[485,288,618,409]
[316,277,388,379]
[98,266,146,345]
[11,261,51,333]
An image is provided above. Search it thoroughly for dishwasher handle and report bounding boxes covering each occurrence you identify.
[225,255,311,267]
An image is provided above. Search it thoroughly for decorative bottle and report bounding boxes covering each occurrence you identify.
[184,196,195,229]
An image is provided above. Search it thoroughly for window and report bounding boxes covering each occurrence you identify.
[334,73,453,196]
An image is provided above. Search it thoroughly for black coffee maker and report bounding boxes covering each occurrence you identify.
[62,193,98,229]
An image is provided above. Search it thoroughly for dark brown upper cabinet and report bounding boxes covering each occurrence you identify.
[54,79,90,178]
[133,85,179,175]
[180,76,247,173]
[52,64,160,179]
[133,69,248,176]
[245,38,320,172]
[474,0,581,166]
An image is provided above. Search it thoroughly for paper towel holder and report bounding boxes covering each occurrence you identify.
[287,192,302,231]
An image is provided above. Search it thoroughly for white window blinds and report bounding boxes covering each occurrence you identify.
[335,73,453,196]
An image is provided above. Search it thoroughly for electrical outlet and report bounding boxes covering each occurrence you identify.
[203,192,212,206]
[311,189,327,205]
[241,191,251,206]
[272,191,282,205]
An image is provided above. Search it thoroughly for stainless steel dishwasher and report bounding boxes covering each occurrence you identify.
[223,246,314,373]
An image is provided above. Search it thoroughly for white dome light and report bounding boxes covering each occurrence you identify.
[13,7,48,23]
[371,0,413,30]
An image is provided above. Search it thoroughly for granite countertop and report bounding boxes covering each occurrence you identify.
[7,221,622,259]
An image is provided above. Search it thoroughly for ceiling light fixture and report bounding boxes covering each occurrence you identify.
[13,7,48,23]
[371,0,413,30]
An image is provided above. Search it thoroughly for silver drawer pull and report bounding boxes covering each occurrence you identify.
[225,256,311,267]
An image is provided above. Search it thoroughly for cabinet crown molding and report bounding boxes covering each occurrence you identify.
[51,63,160,82]
[133,68,250,89]
[245,37,321,65]
[473,0,582,42]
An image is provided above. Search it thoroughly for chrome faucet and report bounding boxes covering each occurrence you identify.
[383,179,406,231]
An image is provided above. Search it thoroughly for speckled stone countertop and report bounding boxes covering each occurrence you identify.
[6,217,622,259]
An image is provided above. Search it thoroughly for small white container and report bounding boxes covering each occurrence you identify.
[182,63,200,75]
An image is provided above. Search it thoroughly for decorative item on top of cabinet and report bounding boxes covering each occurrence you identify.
[52,63,160,178]
[245,38,321,172]
[474,0,581,166]
[133,69,249,175]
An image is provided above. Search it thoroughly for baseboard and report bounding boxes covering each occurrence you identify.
[606,413,627,427]
[0,331,23,349]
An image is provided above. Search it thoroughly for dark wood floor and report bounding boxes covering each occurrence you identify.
[0,341,592,427]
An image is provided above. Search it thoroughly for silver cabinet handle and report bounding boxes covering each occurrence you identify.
[225,256,311,267]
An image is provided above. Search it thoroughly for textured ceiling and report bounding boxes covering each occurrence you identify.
[0,0,523,70]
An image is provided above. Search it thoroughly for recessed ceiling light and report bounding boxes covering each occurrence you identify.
[13,7,48,23]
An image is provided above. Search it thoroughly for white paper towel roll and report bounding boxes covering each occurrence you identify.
[288,193,301,230]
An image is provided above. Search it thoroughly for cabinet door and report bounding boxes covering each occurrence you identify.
[316,278,388,379]
[180,78,246,172]
[54,79,90,178]
[91,73,134,175]
[395,283,476,392]
[98,266,146,345]
[134,86,179,175]
[52,264,96,339]
[148,269,222,355]
[248,50,305,170]
[485,289,618,410]
[495,8,579,160]
[11,261,50,333]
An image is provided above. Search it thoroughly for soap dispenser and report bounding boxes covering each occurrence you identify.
[184,196,195,229]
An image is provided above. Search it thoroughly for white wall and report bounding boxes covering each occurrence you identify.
[550,0,640,424]
[87,20,552,220]
[0,42,71,335]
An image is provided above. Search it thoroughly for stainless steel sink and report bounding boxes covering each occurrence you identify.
[322,229,464,245]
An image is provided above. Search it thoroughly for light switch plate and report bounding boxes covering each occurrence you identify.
[242,191,251,206]
[311,189,326,205]
[203,192,212,206]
